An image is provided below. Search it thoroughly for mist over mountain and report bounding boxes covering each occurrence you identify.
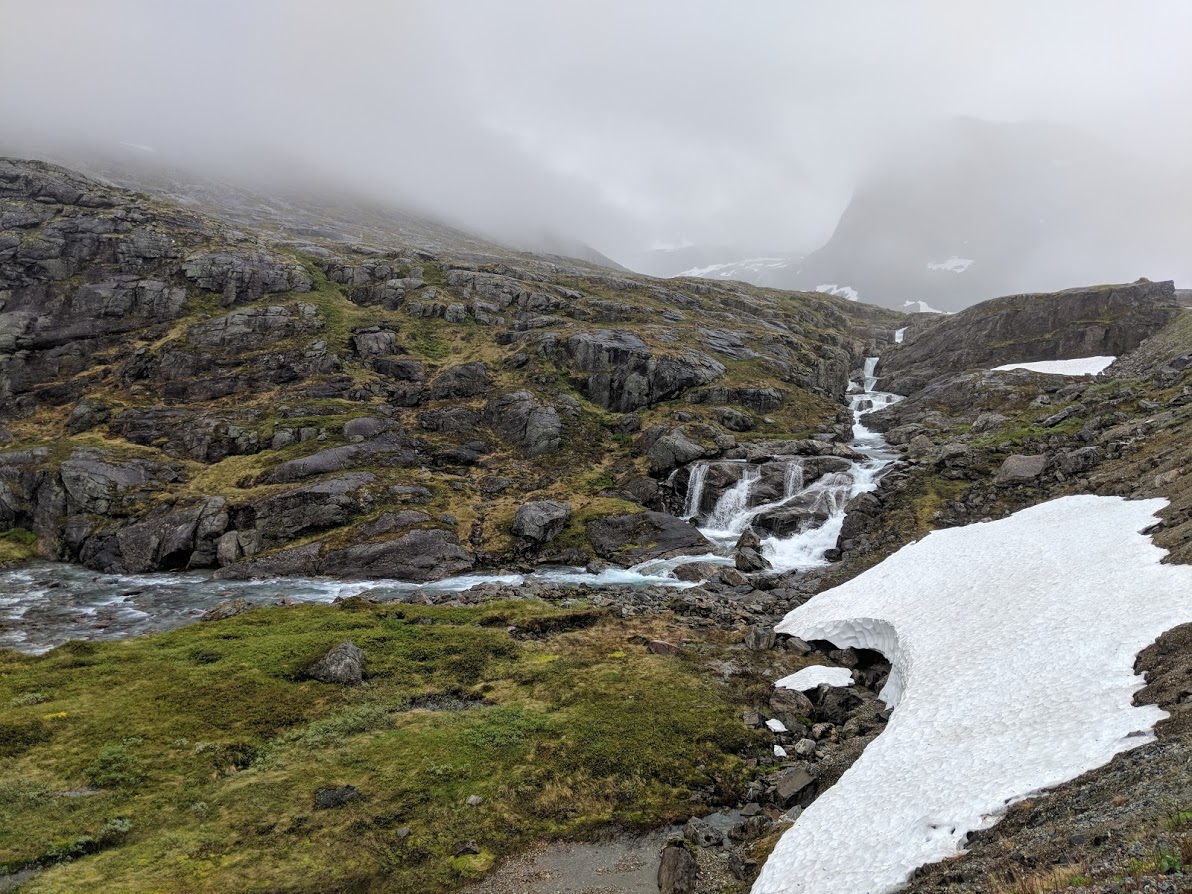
[643,118,1192,312]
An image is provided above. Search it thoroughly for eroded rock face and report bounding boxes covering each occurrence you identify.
[881,280,1181,392]
[563,330,725,411]
[321,529,474,581]
[483,392,561,456]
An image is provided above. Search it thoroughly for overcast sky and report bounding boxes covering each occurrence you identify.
[2,0,1191,261]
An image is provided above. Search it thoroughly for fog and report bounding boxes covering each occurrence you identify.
[2,0,1191,288]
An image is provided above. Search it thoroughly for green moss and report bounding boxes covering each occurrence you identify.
[0,602,760,893]
[0,528,39,566]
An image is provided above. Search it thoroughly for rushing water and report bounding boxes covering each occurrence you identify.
[0,358,899,653]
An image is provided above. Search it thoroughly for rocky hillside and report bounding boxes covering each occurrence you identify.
[0,157,900,580]
[879,279,1180,393]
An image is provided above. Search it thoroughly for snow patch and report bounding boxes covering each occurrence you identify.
[894,327,906,344]
[775,665,854,692]
[926,257,974,273]
[679,258,791,279]
[901,300,945,314]
[766,718,789,733]
[753,496,1192,894]
[993,356,1116,376]
[815,284,860,302]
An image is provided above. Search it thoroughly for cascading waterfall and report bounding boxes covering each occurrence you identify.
[682,462,710,520]
[2,355,903,653]
[704,465,760,534]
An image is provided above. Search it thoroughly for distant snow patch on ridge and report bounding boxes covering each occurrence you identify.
[753,495,1192,894]
[901,299,945,313]
[775,665,854,692]
[993,356,1116,376]
[926,257,974,273]
[679,258,790,279]
[815,284,860,301]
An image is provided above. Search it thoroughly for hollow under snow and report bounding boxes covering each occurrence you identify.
[752,495,1192,894]
[993,355,1115,376]
[775,665,854,692]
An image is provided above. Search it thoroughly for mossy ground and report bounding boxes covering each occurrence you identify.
[0,600,764,893]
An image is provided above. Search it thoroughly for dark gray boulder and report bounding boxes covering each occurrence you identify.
[586,512,712,565]
[647,430,706,476]
[657,843,697,894]
[994,453,1049,484]
[321,529,474,581]
[511,500,572,545]
[305,641,365,685]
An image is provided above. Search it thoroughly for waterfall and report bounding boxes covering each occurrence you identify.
[705,465,760,533]
[683,462,709,520]
[863,356,879,393]
[783,460,804,498]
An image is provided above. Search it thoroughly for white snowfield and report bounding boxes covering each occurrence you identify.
[775,665,854,692]
[993,355,1116,376]
[753,495,1192,894]
[816,284,861,302]
[926,257,974,273]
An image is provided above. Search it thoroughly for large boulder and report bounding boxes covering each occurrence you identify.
[305,641,365,685]
[321,529,474,581]
[994,453,1049,485]
[647,431,706,475]
[511,500,571,545]
[586,512,712,565]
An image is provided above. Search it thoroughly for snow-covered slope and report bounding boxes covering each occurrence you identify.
[754,495,1192,894]
[993,355,1116,376]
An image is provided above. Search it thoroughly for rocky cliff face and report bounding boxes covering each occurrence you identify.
[879,279,1180,392]
[0,157,900,577]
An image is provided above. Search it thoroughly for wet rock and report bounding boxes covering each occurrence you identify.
[657,843,698,894]
[586,511,713,564]
[735,547,771,573]
[511,500,571,545]
[313,784,361,809]
[684,817,724,848]
[671,561,719,582]
[305,640,365,685]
